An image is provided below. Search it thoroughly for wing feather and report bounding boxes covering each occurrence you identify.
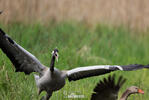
[67,64,149,81]
[67,65,121,81]
[0,28,45,75]
[91,75,126,100]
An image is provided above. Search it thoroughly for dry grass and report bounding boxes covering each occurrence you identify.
[0,0,149,30]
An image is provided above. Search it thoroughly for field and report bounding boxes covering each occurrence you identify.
[1,0,149,30]
[0,22,149,100]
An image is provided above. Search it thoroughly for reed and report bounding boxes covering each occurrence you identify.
[0,0,149,30]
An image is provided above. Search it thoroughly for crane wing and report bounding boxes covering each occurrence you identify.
[0,28,46,75]
[67,64,149,81]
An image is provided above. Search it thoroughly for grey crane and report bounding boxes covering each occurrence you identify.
[0,28,148,100]
[91,75,144,100]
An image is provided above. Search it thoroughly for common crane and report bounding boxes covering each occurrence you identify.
[0,28,148,100]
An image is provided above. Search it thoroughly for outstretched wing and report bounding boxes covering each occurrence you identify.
[91,75,126,100]
[67,64,149,81]
[0,28,46,75]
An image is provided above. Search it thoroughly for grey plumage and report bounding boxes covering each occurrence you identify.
[0,28,148,100]
[0,29,45,75]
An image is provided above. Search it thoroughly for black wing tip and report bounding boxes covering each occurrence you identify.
[121,64,149,71]
[93,74,126,92]
[0,28,6,35]
[91,74,126,100]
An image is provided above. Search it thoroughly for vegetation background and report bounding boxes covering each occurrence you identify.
[0,0,149,31]
[0,0,149,100]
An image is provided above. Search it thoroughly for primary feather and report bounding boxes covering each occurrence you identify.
[91,75,126,100]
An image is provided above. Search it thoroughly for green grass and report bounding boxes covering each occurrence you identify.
[0,22,149,100]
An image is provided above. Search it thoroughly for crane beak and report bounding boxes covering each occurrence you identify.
[138,89,144,94]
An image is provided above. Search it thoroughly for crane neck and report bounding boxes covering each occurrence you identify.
[50,55,55,72]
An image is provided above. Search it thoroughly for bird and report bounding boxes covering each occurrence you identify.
[91,75,144,100]
[0,28,148,100]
